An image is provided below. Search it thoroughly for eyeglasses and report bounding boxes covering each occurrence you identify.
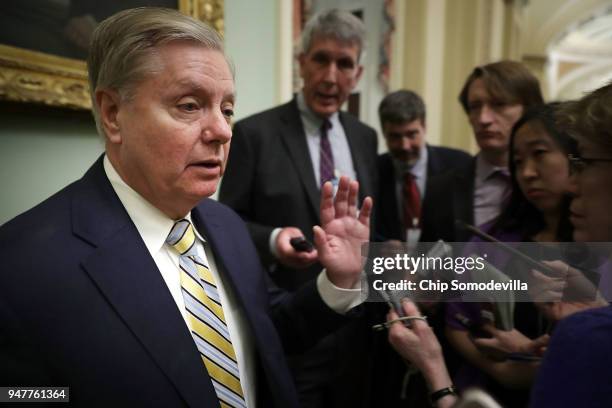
[568,154,612,174]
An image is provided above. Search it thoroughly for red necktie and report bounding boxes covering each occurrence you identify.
[403,173,421,229]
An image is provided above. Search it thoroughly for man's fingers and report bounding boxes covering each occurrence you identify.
[532,290,563,302]
[472,337,495,349]
[530,269,565,300]
[387,309,411,342]
[530,269,555,283]
[334,176,351,218]
[312,225,327,256]
[387,309,399,322]
[531,334,550,348]
[529,334,550,356]
[400,299,427,330]
[347,180,359,218]
[542,260,569,273]
[295,250,319,262]
[479,324,496,335]
[358,196,373,226]
[400,299,419,315]
[320,181,335,225]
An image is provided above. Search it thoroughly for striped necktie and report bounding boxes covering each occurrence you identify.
[319,119,335,186]
[166,219,246,408]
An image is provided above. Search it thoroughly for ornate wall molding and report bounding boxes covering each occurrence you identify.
[180,0,225,35]
[0,1,224,111]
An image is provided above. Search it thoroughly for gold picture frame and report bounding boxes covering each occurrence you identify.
[0,0,224,110]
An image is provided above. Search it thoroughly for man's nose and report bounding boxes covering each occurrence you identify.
[401,137,413,151]
[323,62,338,83]
[478,104,494,125]
[202,110,232,143]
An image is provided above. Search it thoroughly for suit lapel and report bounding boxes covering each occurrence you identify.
[454,159,476,240]
[73,158,218,408]
[424,145,440,204]
[278,100,320,219]
[377,154,402,240]
[191,203,262,325]
[192,202,298,407]
[426,145,441,175]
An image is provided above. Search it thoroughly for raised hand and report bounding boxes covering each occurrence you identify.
[313,176,372,288]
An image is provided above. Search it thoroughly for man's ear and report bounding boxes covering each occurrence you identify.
[298,53,306,77]
[354,64,364,83]
[95,88,122,144]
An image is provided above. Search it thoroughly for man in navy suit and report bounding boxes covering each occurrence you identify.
[0,8,372,408]
[375,89,471,243]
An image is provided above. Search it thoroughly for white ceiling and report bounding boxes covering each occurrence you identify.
[522,0,612,56]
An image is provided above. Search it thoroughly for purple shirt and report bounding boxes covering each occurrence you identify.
[473,154,511,227]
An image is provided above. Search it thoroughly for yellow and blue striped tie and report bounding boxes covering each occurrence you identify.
[166,219,246,408]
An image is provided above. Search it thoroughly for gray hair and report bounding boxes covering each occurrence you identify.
[88,7,228,137]
[379,89,426,126]
[300,9,366,58]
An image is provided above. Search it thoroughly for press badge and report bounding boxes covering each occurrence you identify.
[406,217,421,251]
[406,228,421,250]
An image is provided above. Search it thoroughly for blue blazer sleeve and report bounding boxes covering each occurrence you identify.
[531,306,612,407]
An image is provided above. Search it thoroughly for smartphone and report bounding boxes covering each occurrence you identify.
[290,237,314,253]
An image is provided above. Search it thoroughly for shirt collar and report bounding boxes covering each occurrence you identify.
[103,155,204,255]
[392,144,428,180]
[297,92,341,133]
[475,153,508,182]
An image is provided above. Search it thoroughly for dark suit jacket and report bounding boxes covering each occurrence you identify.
[420,157,478,242]
[358,146,471,408]
[219,98,378,291]
[0,157,349,408]
[376,145,472,242]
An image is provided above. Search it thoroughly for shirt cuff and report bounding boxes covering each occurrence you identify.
[316,270,364,314]
[269,228,282,259]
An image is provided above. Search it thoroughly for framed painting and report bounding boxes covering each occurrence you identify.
[0,0,224,110]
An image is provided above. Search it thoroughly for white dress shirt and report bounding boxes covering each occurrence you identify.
[269,93,358,255]
[103,155,361,407]
[103,156,257,407]
[297,92,357,185]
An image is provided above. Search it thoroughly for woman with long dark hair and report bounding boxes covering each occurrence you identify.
[444,103,577,407]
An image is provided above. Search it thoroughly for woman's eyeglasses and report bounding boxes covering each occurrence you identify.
[568,154,612,174]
